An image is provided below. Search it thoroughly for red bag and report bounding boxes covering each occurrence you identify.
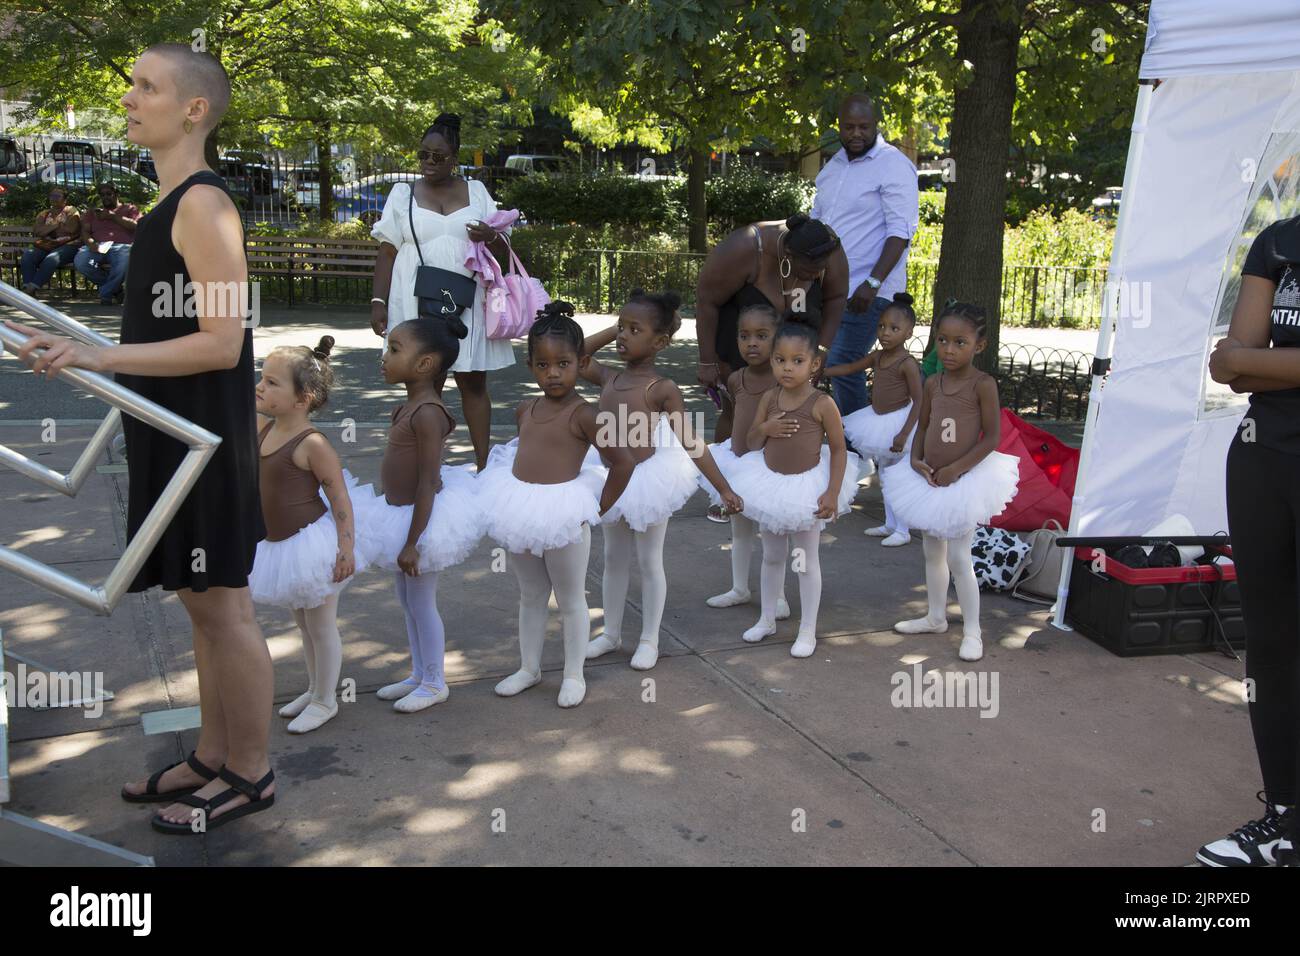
[988,410,1079,532]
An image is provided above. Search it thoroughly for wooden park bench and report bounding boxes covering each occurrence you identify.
[2,225,382,305]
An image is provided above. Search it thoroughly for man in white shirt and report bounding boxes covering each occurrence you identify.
[812,94,918,416]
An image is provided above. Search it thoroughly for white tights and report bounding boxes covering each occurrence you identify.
[591,518,667,667]
[497,525,591,707]
[884,495,909,535]
[755,529,820,638]
[395,569,446,690]
[283,593,343,716]
[919,530,981,636]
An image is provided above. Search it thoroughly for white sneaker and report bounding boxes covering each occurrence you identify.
[958,634,983,661]
[881,531,912,547]
[706,588,751,608]
[790,633,816,658]
[865,525,892,537]
[894,616,948,634]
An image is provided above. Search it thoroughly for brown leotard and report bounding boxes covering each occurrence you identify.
[871,351,917,415]
[381,395,455,506]
[598,370,667,465]
[728,366,776,457]
[923,371,987,470]
[761,390,825,475]
[258,423,327,542]
[513,397,591,484]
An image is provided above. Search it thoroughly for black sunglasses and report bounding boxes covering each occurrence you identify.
[416,149,453,164]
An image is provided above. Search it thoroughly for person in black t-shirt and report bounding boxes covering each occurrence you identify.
[1198,215,1300,866]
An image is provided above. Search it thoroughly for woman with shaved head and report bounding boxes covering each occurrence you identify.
[7,43,276,834]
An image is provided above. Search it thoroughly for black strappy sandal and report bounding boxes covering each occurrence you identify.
[120,750,219,804]
[150,766,275,835]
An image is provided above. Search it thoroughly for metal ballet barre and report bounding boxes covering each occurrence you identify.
[0,280,221,614]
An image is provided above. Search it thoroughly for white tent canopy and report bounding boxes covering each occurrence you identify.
[1054,0,1300,622]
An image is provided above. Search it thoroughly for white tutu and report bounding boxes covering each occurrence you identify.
[880,450,1020,539]
[585,415,699,530]
[698,438,746,506]
[351,463,484,573]
[478,438,608,556]
[250,510,362,610]
[843,402,915,465]
[728,445,863,534]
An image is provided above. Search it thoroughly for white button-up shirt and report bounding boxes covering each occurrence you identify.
[811,136,918,303]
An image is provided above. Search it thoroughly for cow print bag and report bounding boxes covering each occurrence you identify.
[970,525,1031,591]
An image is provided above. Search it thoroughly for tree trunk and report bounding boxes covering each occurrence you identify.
[316,121,334,225]
[687,147,708,253]
[932,0,1024,373]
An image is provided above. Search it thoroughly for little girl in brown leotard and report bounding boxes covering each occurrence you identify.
[701,303,792,619]
[825,293,924,546]
[353,316,484,714]
[580,289,743,672]
[477,302,635,708]
[250,336,366,734]
[879,301,1019,663]
[726,317,862,659]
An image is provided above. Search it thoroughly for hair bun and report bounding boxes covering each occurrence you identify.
[785,213,810,231]
[892,292,914,306]
[433,112,461,131]
[541,300,576,319]
[312,335,336,360]
[662,290,683,313]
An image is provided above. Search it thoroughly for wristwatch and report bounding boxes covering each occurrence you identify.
[865,275,883,290]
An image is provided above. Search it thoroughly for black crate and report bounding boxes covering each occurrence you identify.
[1066,555,1245,657]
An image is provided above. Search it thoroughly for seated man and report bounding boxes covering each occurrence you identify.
[73,182,139,305]
[20,186,81,293]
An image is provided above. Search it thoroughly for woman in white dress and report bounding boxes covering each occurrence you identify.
[369,113,514,470]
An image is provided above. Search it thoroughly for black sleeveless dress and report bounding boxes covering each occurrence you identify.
[116,170,265,592]
[714,228,824,368]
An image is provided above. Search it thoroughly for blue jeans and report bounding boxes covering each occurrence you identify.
[828,294,891,417]
[74,243,131,301]
[20,244,79,289]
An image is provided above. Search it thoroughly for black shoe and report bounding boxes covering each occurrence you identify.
[1196,793,1294,866]
[1276,843,1299,866]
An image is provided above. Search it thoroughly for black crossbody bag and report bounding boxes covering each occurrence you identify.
[408,184,477,319]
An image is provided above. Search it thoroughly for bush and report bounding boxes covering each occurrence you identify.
[702,166,815,233]
[917,190,945,226]
[502,171,684,230]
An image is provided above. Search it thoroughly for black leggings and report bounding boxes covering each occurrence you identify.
[1226,436,1300,826]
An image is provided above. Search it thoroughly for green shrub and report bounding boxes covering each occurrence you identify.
[917,190,945,226]
[702,166,815,233]
[502,171,684,230]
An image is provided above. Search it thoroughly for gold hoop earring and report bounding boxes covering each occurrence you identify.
[183,118,194,134]
[780,256,792,279]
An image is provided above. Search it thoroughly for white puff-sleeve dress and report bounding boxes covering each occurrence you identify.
[371,178,516,373]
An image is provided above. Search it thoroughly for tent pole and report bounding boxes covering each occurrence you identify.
[1050,81,1156,630]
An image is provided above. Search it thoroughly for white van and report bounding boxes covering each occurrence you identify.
[504,154,567,174]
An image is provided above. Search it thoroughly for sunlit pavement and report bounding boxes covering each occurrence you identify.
[0,302,1246,865]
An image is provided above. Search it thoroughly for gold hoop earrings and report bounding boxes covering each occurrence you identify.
[183,118,194,134]
[780,256,792,279]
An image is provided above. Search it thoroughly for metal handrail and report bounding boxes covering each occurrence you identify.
[0,281,221,614]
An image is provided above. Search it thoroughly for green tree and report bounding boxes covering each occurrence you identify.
[484,0,872,252]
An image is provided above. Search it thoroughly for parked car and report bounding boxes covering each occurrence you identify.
[50,140,100,161]
[504,154,569,174]
[287,163,321,207]
[1092,185,1123,214]
[218,155,274,197]
[25,159,156,193]
[0,135,27,174]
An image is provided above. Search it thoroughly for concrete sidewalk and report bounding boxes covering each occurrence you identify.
[0,300,1249,866]
[0,420,1254,866]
